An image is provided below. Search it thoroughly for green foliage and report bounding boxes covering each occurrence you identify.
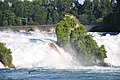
[0,0,73,26]
[56,16,77,47]
[71,28,107,65]
[82,0,112,24]
[92,1,120,32]
[84,0,91,11]
[0,0,115,26]
[2,20,8,26]
[56,16,107,66]
[14,17,21,26]
[100,0,112,17]
[96,18,103,23]
[0,43,12,67]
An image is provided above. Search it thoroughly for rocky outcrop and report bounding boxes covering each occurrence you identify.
[48,43,60,54]
[56,15,107,66]
[8,63,15,68]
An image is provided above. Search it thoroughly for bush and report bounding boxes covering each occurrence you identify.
[2,20,8,26]
[0,43,12,67]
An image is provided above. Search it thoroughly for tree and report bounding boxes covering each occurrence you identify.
[0,0,78,26]
[0,11,3,26]
[3,10,16,26]
[100,0,112,17]
[93,0,101,19]
[84,0,91,11]
[83,0,94,23]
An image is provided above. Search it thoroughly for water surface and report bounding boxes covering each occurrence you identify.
[0,67,120,80]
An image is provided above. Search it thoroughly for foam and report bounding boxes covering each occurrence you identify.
[89,32,120,66]
[0,31,78,69]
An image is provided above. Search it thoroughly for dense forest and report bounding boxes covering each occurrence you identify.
[0,0,119,28]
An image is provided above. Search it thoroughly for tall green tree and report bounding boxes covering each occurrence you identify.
[100,0,112,17]
[2,10,16,26]
[93,0,101,18]
[84,0,91,12]
[83,0,94,23]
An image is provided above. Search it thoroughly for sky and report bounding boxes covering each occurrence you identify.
[78,0,85,5]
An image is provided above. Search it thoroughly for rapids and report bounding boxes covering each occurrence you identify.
[0,31,79,69]
[90,32,120,67]
[0,31,120,69]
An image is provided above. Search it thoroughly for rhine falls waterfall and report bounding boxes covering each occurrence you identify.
[0,30,120,69]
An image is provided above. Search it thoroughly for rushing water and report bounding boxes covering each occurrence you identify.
[0,30,120,80]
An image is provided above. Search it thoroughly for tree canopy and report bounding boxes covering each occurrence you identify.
[0,0,117,26]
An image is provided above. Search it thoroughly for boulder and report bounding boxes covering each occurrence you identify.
[49,43,60,54]
[8,63,15,68]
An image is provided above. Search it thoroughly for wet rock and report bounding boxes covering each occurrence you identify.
[8,63,15,68]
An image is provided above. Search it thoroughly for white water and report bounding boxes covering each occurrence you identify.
[0,31,120,69]
[90,32,120,67]
[0,31,79,69]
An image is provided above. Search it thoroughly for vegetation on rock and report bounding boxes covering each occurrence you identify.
[56,15,107,66]
[0,42,13,67]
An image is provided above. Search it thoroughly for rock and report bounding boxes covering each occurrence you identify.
[8,63,15,68]
[49,43,60,54]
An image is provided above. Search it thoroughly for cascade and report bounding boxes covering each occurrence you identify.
[0,31,120,68]
[90,32,120,67]
[0,31,79,69]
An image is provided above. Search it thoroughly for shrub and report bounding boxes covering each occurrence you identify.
[0,43,12,67]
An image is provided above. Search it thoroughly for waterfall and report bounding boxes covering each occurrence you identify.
[0,31,120,69]
[90,32,120,67]
[0,31,79,69]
